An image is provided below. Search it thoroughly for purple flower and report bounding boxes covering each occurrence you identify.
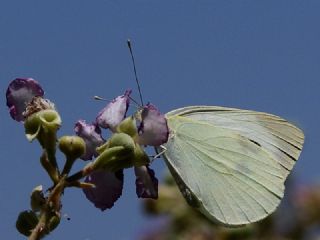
[135,165,158,199]
[6,78,44,122]
[81,93,168,210]
[83,170,124,211]
[74,120,105,160]
[137,103,169,146]
[96,90,132,132]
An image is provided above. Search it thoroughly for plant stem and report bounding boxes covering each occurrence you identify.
[66,163,94,182]
[28,177,66,240]
[61,156,76,176]
[40,151,59,184]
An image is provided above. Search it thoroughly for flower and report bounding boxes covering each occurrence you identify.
[96,90,132,132]
[24,109,61,144]
[74,120,105,160]
[137,103,169,146]
[83,169,124,211]
[6,78,44,122]
[135,165,158,199]
[79,91,169,210]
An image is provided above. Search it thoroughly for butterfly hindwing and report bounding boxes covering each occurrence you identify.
[159,106,304,226]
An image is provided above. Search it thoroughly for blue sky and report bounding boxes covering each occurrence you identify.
[1,1,320,239]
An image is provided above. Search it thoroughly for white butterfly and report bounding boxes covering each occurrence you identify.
[158,106,304,226]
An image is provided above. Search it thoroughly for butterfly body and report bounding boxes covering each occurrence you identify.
[158,106,304,226]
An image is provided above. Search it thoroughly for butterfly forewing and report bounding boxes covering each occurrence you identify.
[160,106,304,226]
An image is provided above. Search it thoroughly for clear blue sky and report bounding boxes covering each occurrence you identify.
[1,1,320,239]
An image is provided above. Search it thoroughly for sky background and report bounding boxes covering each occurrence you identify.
[1,1,320,239]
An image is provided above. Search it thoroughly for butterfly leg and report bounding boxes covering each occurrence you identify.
[149,145,167,163]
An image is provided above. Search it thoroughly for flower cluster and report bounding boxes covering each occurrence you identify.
[6,77,169,238]
[75,90,169,210]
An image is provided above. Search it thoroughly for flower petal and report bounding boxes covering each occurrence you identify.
[137,104,169,146]
[135,165,158,199]
[83,170,124,211]
[96,90,132,132]
[6,78,44,122]
[74,120,105,160]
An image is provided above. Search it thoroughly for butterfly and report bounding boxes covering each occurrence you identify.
[157,105,304,226]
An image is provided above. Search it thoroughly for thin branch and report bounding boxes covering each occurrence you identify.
[28,177,66,240]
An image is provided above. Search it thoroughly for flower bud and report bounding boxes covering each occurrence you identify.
[93,133,136,171]
[59,136,86,175]
[16,210,39,237]
[59,136,86,160]
[30,185,45,212]
[116,116,138,137]
[108,132,135,153]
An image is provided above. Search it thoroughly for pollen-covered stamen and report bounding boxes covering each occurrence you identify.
[24,96,55,119]
[96,90,132,132]
[74,120,105,160]
[6,78,44,122]
[137,103,169,146]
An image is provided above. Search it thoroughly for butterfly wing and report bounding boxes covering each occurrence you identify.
[159,106,304,226]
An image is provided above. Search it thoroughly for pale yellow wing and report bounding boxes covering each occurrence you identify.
[159,106,304,226]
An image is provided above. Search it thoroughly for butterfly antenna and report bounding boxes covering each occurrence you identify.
[94,95,141,109]
[128,96,142,109]
[127,39,144,106]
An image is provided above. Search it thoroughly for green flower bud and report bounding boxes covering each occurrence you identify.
[16,210,39,237]
[59,136,86,175]
[93,133,136,171]
[59,136,86,159]
[30,185,45,212]
[116,116,138,137]
[108,133,135,152]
